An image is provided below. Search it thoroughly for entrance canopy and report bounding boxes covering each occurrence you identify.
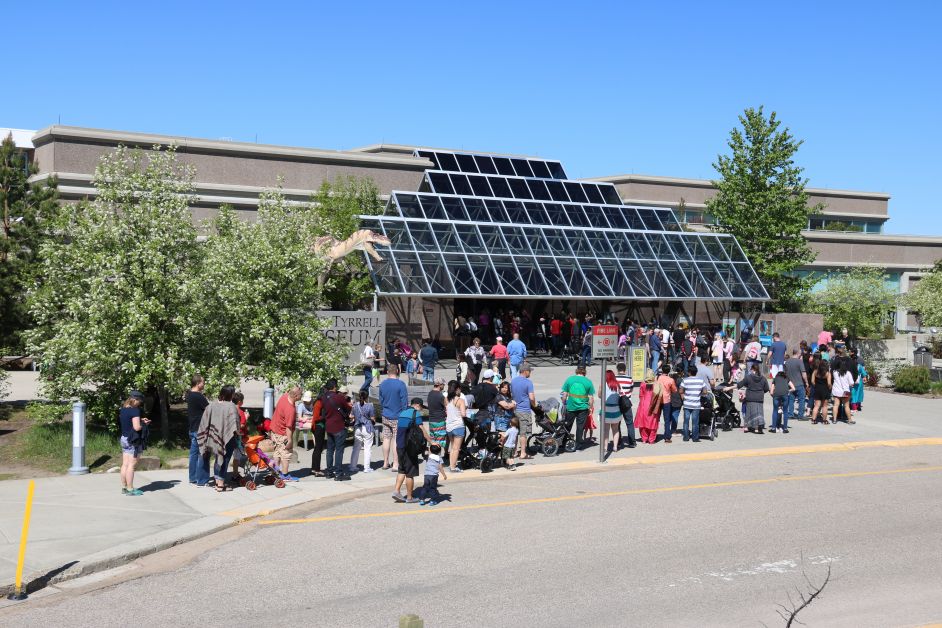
[361,150,768,301]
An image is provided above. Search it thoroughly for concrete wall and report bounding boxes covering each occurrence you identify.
[806,233,942,269]
[760,313,824,353]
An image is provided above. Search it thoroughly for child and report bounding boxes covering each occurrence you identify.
[770,370,795,433]
[420,444,447,506]
[406,352,418,379]
[501,417,520,470]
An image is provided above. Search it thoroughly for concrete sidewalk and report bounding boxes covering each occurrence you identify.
[2,387,940,597]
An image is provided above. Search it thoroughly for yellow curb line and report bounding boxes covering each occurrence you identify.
[259,465,942,525]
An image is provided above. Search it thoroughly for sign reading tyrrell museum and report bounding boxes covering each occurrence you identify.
[316,311,386,365]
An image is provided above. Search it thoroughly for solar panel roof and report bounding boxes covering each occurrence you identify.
[362,150,768,301]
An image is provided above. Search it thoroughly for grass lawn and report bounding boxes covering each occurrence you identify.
[3,405,190,474]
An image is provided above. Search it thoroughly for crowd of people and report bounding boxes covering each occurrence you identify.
[116,314,867,505]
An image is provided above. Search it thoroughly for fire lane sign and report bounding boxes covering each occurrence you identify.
[592,324,619,359]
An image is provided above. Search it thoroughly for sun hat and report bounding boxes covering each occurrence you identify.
[481,369,495,379]
[301,390,313,402]
[433,376,447,386]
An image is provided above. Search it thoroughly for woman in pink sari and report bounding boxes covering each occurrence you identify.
[634,371,661,443]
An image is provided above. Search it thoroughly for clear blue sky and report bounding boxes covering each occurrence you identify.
[4,1,938,235]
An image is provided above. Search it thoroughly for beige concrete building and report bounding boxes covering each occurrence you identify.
[5,125,941,334]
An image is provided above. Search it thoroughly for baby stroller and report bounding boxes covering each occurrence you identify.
[563,338,581,366]
[528,398,576,457]
[698,394,718,441]
[713,387,742,431]
[241,435,293,490]
[456,416,504,473]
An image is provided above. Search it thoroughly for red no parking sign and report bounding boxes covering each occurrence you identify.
[592,325,619,359]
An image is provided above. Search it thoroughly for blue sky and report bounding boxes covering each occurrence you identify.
[4,1,938,234]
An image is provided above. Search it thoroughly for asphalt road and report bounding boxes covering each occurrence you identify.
[4,445,942,628]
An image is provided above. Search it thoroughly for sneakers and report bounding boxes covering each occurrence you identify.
[419,498,429,506]
[782,428,790,433]
[449,467,463,473]
[392,492,405,502]
[125,488,143,496]
[770,428,777,433]
[362,468,375,474]
[405,497,420,504]
[427,500,439,507]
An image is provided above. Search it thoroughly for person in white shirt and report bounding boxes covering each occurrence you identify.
[501,417,520,470]
[420,444,447,505]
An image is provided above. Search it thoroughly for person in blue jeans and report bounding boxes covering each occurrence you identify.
[186,375,210,486]
[649,329,663,373]
[783,349,808,423]
[663,371,683,443]
[769,371,795,433]
[679,366,704,442]
[419,340,438,382]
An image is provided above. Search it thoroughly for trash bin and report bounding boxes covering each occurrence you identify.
[914,346,932,368]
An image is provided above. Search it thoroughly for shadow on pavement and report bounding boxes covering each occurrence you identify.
[138,480,181,493]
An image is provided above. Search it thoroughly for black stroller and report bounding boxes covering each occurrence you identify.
[698,393,718,441]
[455,415,504,473]
[527,398,576,457]
[713,387,742,431]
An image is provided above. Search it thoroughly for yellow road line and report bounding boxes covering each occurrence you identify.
[259,465,942,526]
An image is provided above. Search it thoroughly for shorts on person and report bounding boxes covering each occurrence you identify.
[271,433,291,460]
[120,435,142,457]
[514,410,532,440]
[382,417,398,442]
[501,446,515,460]
[396,447,419,478]
[447,426,466,438]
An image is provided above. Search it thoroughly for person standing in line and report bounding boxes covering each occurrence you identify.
[561,365,595,449]
[426,377,448,454]
[656,364,678,444]
[359,342,376,393]
[320,380,352,481]
[419,339,439,383]
[850,350,867,413]
[738,364,770,433]
[810,358,832,424]
[743,336,763,373]
[711,333,726,381]
[614,362,636,448]
[271,385,301,477]
[348,390,375,474]
[392,398,435,504]
[186,375,210,487]
[769,370,795,433]
[379,364,409,471]
[634,372,660,444]
[230,391,249,480]
[119,391,149,495]
[580,326,593,367]
[679,332,696,376]
[489,336,509,380]
[784,349,809,424]
[648,327,663,373]
[464,337,486,384]
[500,417,520,470]
[550,314,563,357]
[817,328,833,350]
[679,366,705,442]
[831,358,856,424]
[768,333,787,378]
[445,380,468,472]
[510,365,536,459]
[601,370,623,451]
[197,384,242,492]
[507,332,527,379]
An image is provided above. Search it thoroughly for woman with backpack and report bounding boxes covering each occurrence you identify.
[600,370,623,452]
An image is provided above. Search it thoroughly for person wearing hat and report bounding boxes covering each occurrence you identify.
[489,336,509,380]
[392,397,434,503]
[119,391,150,495]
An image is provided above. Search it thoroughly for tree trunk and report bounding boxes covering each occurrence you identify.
[158,387,170,443]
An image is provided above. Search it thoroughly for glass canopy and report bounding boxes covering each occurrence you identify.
[362,149,768,301]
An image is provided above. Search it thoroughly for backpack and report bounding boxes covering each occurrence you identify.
[697,334,708,349]
[618,394,633,416]
[405,410,426,457]
[466,320,478,332]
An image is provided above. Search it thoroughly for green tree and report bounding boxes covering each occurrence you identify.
[26,145,201,436]
[1,134,59,353]
[707,107,823,310]
[310,176,385,309]
[186,194,347,390]
[808,267,896,340]
[904,261,942,327]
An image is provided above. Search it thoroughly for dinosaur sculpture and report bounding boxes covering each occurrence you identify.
[314,229,391,293]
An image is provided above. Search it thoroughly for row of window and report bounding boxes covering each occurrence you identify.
[425,170,622,205]
[676,210,885,234]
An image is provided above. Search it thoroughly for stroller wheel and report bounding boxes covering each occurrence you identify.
[542,440,559,457]
[480,456,493,473]
[237,476,247,487]
[275,478,286,489]
[564,438,577,453]
[245,481,257,491]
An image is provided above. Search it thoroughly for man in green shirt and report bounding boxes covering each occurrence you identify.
[561,365,595,448]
